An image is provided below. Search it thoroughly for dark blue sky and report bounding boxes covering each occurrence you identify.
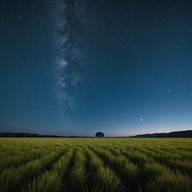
[0,0,192,136]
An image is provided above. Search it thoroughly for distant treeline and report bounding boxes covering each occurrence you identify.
[130,130,192,138]
[0,130,192,138]
[0,132,92,138]
[0,132,40,137]
[0,132,64,138]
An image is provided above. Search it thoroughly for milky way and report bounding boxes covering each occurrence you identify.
[56,0,84,112]
[1,0,192,136]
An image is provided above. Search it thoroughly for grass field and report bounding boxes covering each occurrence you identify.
[0,138,191,192]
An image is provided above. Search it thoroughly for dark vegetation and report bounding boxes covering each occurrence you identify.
[0,132,94,138]
[0,132,40,137]
[0,130,191,138]
[95,132,104,137]
[130,130,192,138]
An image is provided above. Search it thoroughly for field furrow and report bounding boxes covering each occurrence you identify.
[86,148,122,192]
[22,148,74,192]
[129,147,192,175]
[0,138,191,192]
[70,148,87,191]
[90,146,141,192]
[0,147,68,192]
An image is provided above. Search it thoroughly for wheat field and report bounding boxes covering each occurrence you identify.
[0,138,191,192]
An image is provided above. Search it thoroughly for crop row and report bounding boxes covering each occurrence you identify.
[0,138,191,192]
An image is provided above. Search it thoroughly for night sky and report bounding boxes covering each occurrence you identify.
[0,0,192,136]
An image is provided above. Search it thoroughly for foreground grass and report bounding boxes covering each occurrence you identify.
[0,138,191,192]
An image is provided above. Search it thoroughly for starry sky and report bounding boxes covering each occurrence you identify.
[0,0,192,136]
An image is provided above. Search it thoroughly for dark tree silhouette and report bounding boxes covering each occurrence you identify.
[95,132,104,137]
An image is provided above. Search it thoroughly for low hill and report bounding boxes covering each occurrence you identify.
[130,130,192,138]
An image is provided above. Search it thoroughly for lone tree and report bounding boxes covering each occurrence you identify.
[95,132,104,137]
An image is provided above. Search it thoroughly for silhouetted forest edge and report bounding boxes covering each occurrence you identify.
[0,130,191,138]
[130,130,192,138]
